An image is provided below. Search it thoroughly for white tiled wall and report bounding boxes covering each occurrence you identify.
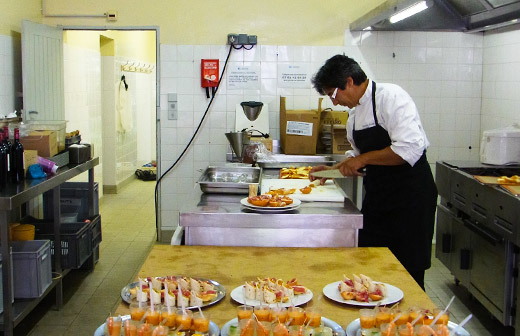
[102,56,156,186]
[63,44,104,189]
[0,34,21,116]
[158,30,484,231]
[482,26,520,131]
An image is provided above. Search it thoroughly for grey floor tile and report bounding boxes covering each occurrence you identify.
[18,178,157,335]
[28,325,69,336]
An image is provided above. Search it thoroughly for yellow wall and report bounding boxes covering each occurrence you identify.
[1,0,42,36]
[38,0,384,45]
[64,30,156,63]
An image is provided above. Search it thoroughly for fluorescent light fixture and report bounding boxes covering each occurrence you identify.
[389,1,429,24]
[363,26,372,31]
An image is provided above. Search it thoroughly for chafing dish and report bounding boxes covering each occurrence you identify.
[198,166,262,194]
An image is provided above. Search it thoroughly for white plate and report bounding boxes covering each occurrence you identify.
[221,317,345,336]
[322,281,403,307]
[94,315,220,336]
[120,276,226,308]
[345,318,470,336]
[240,197,301,211]
[230,285,313,307]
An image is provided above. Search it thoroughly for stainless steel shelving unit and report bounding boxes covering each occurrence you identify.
[0,157,98,336]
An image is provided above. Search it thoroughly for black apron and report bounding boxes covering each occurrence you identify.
[354,81,438,272]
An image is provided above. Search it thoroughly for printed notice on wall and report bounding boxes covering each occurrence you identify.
[286,121,313,136]
[278,63,311,88]
[227,64,260,90]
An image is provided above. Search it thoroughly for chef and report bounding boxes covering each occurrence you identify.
[309,55,438,290]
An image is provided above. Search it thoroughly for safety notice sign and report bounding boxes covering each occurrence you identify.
[278,63,311,88]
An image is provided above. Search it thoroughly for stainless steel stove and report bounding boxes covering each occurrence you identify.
[436,161,520,329]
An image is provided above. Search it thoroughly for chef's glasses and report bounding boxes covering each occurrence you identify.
[328,87,338,101]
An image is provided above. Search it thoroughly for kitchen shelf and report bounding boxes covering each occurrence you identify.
[0,269,70,330]
[0,158,99,336]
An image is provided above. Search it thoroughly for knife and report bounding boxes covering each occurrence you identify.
[310,169,346,179]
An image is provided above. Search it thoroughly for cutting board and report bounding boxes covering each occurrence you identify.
[260,179,345,202]
[502,185,520,196]
[474,175,520,185]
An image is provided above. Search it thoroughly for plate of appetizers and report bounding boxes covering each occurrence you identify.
[94,315,220,336]
[240,197,301,211]
[230,277,312,307]
[221,317,345,336]
[345,319,470,336]
[121,276,226,309]
[322,274,403,307]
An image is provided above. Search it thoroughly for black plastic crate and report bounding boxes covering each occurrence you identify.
[43,182,99,222]
[34,221,92,269]
[89,215,102,247]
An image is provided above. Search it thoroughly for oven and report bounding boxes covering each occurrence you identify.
[435,161,519,327]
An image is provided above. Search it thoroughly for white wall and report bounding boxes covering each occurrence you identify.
[0,34,21,116]
[63,43,104,189]
[482,26,520,131]
[64,49,156,189]
[158,30,484,232]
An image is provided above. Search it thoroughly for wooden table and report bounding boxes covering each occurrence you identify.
[115,245,435,329]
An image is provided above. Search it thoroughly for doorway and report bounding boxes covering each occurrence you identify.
[62,28,159,195]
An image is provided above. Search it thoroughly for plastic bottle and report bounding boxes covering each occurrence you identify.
[37,156,58,175]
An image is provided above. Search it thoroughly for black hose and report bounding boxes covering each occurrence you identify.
[154,44,235,239]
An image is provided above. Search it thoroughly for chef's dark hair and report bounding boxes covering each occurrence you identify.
[311,55,367,95]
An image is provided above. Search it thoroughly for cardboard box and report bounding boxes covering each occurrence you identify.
[280,97,321,155]
[24,150,38,173]
[317,106,349,154]
[320,109,349,129]
[331,126,352,154]
[251,136,273,152]
[20,130,58,158]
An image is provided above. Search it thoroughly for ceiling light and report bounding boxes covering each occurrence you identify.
[363,26,372,31]
[389,1,429,24]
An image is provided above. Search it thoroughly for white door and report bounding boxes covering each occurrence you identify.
[22,20,64,121]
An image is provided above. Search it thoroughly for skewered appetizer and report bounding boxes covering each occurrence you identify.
[243,277,308,304]
[338,274,387,302]
[128,276,218,306]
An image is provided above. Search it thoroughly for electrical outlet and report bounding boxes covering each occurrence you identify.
[227,34,239,45]
[168,93,177,120]
[248,35,257,45]
[227,33,258,46]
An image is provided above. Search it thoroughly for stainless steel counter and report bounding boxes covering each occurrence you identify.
[180,187,363,248]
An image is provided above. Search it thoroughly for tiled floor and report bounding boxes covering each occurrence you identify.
[11,178,516,335]
[16,177,157,336]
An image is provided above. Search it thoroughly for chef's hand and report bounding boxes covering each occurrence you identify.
[309,165,329,185]
[337,157,366,177]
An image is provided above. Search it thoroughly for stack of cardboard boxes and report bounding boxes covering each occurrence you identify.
[20,130,59,171]
[279,96,351,155]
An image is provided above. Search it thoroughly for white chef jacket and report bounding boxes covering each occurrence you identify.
[345,79,429,167]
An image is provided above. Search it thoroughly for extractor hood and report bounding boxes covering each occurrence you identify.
[350,0,520,32]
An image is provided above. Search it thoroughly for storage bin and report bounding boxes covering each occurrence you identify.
[25,120,67,152]
[35,221,92,269]
[89,215,102,247]
[68,144,91,164]
[43,182,99,222]
[0,252,15,313]
[11,240,52,298]
[48,151,70,167]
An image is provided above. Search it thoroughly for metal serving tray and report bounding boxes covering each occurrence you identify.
[198,166,262,194]
[256,154,335,168]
